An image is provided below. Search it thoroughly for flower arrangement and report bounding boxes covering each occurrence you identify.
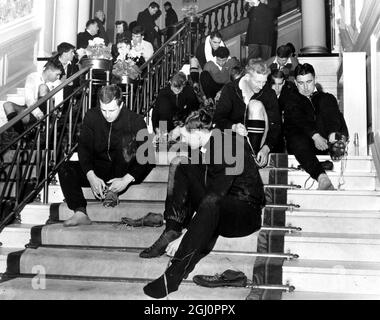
[112,43,144,82]
[85,37,112,60]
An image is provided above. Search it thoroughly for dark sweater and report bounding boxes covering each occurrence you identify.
[152,85,200,132]
[165,7,178,27]
[78,105,154,183]
[204,131,266,207]
[283,91,349,139]
[77,31,96,49]
[214,79,282,152]
[137,8,162,45]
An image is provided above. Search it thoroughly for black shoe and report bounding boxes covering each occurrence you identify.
[120,213,163,228]
[193,270,248,288]
[139,230,182,259]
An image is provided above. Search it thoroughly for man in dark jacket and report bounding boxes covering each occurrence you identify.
[94,10,110,45]
[152,72,199,134]
[77,19,99,49]
[142,110,265,299]
[245,0,276,61]
[284,63,349,190]
[58,85,154,227]
[164,1,178,40]
[137,2,162,49]
[214,61,282,167]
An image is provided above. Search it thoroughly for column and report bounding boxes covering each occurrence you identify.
[54,0,79,48]
[78,0,91,33]
[301,0,328,54]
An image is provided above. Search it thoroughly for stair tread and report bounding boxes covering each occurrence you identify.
[286,232,380,244]
[288,190,380,196]
[19,247,256,280]
[288,155,373,161]
[283,259,380,274]
[281,291,380,300]
[32,223,258,253]
[287,209,380,218]
[0,277,250,300]
[289,171,377,177]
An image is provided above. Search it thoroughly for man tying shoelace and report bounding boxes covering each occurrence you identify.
[58,85,154,227]
[140,109,265,299]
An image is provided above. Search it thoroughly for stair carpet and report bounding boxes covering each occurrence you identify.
[0,153,260,300]
[1,154,379,299]
[282,155,380,298]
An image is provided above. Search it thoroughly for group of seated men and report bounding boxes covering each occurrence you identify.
[1,22,349,299]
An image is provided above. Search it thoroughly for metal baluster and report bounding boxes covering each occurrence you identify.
[227,3,232,25]
[207,13,212,35]
[234,1,238,23]
[43,99,51,204]
[214,10,219,31]
[240,0,245,18]
[221,7,226,28]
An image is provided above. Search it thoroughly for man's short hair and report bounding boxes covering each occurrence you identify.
[86,19,98,29]
[115,20,128,30]
[57,42,76,56]
[286,42,296,56]
[246,60,270,76]
[294,63,316,78]
[171,72,187,89]
[271,69,285,80]
[277,45,292,59]
[164,1,172,7]
[209,31,223,40]
[215,47,230,59]
[98,85,123,106]
[132,25,145,35]
[149,2,160,9]
[44,60,61,72]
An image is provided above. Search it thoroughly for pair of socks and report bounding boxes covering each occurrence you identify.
[246,119,266,154]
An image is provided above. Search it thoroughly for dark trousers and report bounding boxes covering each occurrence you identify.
[58,160,130,213]
[248,44,272,61]
[286,134,327,180]
[200,71,224,100]
[164,158,262,279]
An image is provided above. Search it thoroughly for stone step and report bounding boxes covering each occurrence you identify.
[285,233,380,262]
[0,277,251,300]
[286,209,380,234]
[287,155,375,173]
[0,224,33,248]
[283,259,380,295]
[5,94,25,106]
[0,101,8,127]
[18,247,257,282]
[20,203,51,225]
[287,190,380,210]
[281,291,380,300]
[48,182,168,203]
[58,201,166,222]
[288,171,378,191]
[0,248,24,274]
[29,224,259,254]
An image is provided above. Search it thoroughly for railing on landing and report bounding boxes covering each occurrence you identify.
[0,68,91,233]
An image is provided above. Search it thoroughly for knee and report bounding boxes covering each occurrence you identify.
[190,57,200,70]
[38,84,50,97]
[248,100,266,120]
[3,102,15,114]
[199,194,221,213]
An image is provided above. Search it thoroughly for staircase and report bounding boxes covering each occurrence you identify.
[282,155,380,300]
[1,152,380,300]
[0,152,260,300]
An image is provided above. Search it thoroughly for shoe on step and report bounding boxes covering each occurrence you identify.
[140,230,182,259]
[63,212,92,227]
[317,173,335,190]
[121,212,163,228]
[193,270,248,288]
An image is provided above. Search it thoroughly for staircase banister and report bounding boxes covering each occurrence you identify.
[197,0,238,15]
[139,24,188,71]
[0,66,91,135]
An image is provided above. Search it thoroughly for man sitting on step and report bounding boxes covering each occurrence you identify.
[139,109,265,299]
[3,61,62,135]
[283,63,349,190]
[58,85,154,227]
